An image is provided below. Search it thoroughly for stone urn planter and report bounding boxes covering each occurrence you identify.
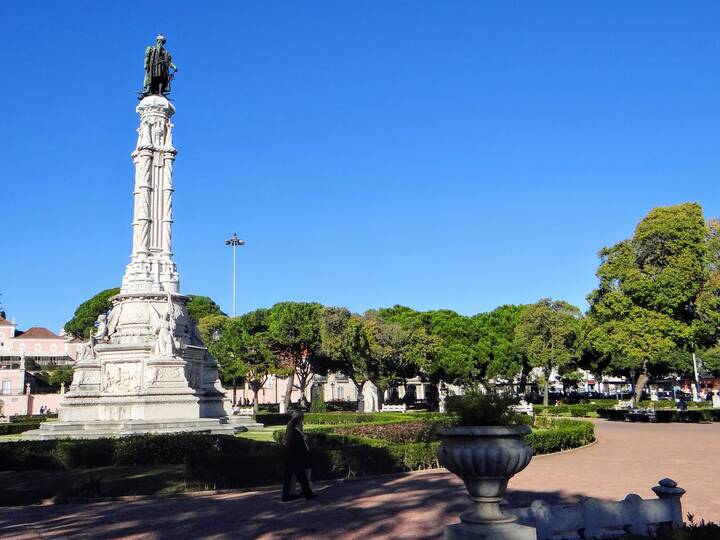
[437,425,535,538]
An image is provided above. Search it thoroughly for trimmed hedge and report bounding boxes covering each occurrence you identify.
[527,420,595,453]
[598,408,720,423]
[0,421,43,436]
[9,414,56,423]
[0,434,275,471]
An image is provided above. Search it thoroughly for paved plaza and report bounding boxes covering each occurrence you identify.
[1,420,718,539]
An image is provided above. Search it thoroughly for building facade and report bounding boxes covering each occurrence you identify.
[0,316,78,368]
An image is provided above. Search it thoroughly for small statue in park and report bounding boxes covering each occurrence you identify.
[142,34,178,98]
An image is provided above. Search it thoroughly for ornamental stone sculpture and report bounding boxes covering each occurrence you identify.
[142,34,177,98]
[22,36,234,440]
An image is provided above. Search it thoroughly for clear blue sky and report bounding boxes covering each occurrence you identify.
[1,1,718,333]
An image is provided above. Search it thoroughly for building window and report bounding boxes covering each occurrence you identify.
[337,386,345,400]
[1,380,11,395]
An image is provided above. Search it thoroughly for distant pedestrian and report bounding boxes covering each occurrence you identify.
[281,411,315,502]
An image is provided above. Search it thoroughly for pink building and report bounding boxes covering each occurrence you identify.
[0,368,63,417]
[0,315,77,368]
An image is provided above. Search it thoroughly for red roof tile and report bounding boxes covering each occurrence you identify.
[15,327,61,340]
[0,316,15,327]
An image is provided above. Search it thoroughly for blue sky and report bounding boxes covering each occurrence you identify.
[1,1,718,333]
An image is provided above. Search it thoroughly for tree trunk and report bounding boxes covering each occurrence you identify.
[350,378,363,412]
[252,388,260,415]
[298,371,309,408]
[633,371,649,403]
[232,378,237,406]
[283,371,295,410]
[543,380,550,407]
[376,385,385,409]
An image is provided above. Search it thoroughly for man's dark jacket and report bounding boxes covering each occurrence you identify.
[284,425,311,469]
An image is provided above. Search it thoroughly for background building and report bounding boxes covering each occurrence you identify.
[0,315,77,368]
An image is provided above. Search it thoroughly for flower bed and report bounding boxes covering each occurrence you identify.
[333,420,446,443]
[256,411,445,427]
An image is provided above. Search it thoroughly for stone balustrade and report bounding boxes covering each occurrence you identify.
[508,478,685,540]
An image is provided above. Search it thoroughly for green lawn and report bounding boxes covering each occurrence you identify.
[237,427,278,442]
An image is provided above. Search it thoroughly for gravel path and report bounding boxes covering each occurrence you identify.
[1,420,717,539]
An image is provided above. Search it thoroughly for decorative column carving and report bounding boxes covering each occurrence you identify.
[161,124,176,259]
[122,95,179,294]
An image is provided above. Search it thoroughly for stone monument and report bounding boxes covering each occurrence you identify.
[24,36,234,440]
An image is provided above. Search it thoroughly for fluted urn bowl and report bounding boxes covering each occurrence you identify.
[437,425,533,524]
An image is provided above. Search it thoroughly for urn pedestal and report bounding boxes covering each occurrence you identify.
[437,425,537,540]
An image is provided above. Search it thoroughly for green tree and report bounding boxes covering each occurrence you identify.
[379,306,480,388]
[186,295,225,322]
[587,203,718,401]
[204,311,286,414]
[515,298,582,405]
[266,302,325,409]
[48,365,74,388]
[319,307,372,402]
[475,304,529,386]
[362,310,438,406]
[64,288,120,338]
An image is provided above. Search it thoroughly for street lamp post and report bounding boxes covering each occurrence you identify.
[225,233,245,317]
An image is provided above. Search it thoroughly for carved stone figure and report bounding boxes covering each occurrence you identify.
[142,34,177,97]
[107,304,122,337]
[76,341,95,364]
[150,295,176,357]
[94,313,109,341]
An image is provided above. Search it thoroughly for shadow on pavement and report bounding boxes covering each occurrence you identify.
[0,471,595,539]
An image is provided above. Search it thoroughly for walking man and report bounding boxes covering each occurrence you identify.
[281,411,315,502]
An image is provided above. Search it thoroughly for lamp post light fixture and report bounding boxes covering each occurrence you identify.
[225,233,245,317]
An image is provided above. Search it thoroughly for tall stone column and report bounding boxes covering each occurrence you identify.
[161,136,176,259]
[122,95,179,294]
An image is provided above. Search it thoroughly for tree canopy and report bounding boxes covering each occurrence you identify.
[186,295,225,322]
[586,203,719,399]
[64,288,120,338]
[515,298,582,405]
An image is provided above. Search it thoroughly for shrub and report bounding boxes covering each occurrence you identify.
[0,421,43,436]
[445,385,521,426]
[0,440,61,470]
[9,414,56,423]
[0,433,272,471]
[569,406,590,417]
[526,420,594,454]
[53,439,115,469]
[309,392,327,413]
[334,421,447,444]
[325,400,359,412]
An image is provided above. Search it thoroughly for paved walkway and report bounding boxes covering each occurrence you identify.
[1,420,718,539]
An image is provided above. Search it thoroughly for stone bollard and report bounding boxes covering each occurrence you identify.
[651,478,686,528]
